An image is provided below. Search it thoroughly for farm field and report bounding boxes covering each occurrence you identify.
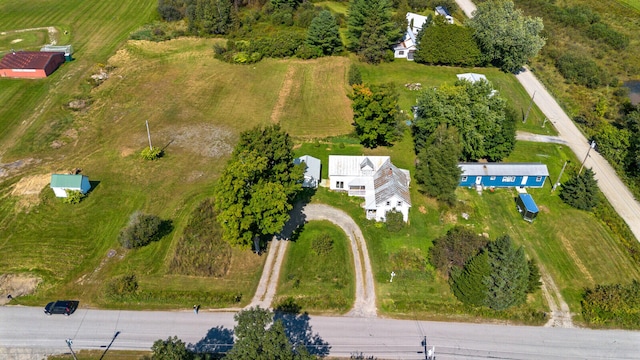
[1,0,639,326]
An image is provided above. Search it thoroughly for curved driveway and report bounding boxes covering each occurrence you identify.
[248,203,376,318]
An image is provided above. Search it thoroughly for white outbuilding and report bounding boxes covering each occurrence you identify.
[50,174,91,197]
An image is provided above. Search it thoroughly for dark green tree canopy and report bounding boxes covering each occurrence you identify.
[414,22,483,67]
[415,124,462,204]
[215,125,304,248]
[412,79,514,161]
[151,336,193,360]
[467,0,545,73]
[225,307,316,360]
[559,168,600,211]
[347,0,402,63]
[187,0,234,35]
[305,10,343,55]
[429,226,488,276]
[450,235,532,310]
[349,83,402,148]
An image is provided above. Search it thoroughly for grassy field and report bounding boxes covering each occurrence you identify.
[1,0,638,326]
[274,221,355,314]
[617,0,640,11]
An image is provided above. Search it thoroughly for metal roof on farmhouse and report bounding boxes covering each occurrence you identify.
[50,174,85,188]
[329,155,391,176]
[459,163,549,177]
[373,160,411,206]
[0,51,64,70]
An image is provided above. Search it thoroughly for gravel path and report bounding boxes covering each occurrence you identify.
[247,203,377,318]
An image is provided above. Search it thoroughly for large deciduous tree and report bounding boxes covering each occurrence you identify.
[215,125,304,248]
[430,226,489,276]
[414,20,483,67]
[467,0,545,73]
[349,83,401,148]
[151,336,193,360]
[559,168,600,211]
[187,0,234,35]
[306,10,343,55]
[347,0,402,64]
[412,79,514,161]
[415,124,462,204]
[225,307,315,360]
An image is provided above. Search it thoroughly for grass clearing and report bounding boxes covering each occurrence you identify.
[275,221,355,314]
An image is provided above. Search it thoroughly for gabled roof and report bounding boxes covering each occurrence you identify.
[406,12,429,34]
[329,156,390,176]
[373,160,411,206]
[435,6,451,17]
[459,163,550,177]
[294,155,321,180]
[0,51,64,70]
[50,174,86,188]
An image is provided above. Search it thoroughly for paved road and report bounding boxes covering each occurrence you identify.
[455,0,640,242]
[2,306,640,360]
[248,203,376,317]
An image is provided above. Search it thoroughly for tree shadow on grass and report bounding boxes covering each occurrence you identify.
[274,304,331,357]
[188,325,234,358]
[275,187,317,243]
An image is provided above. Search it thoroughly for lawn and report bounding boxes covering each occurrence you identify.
[275,221,355,314]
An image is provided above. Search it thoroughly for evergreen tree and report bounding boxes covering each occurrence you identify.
[306,10,343,55]
[415,124,462,204]
[559,168,600,211]
[348,64,363,86]
[414,22,483,67]
[430,226,489,276]
[347,0,402,63]
[450,251,491,307]
[484,235,530,310]
[527,259,542,293]
[349,83,401,148]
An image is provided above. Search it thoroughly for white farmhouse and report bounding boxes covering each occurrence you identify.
[393,12,430,60]
[328,155,411,222]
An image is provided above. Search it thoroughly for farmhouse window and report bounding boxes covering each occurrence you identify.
[536,176,543,181]
[461,176,468,181]
[490,176,496,180]
[386,201,391,206]
[336,181,344,189]
[397,201,402,207]
[398,51,405,55]
[503,176,516,182]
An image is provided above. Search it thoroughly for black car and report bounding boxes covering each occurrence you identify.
[44,300,79,316]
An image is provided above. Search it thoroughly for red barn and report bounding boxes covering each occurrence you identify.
[0,51,65,79]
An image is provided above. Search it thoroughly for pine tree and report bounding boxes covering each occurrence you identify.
[347,0,402,63]
[484,235,530,310]
[450,251,491,307]
[559,168,600,211]
[306,10,343,55]
[415,124,462,204]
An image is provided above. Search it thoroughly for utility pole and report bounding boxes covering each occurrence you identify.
[552,161,568,192]
[65,339,78,360]
[579,141,596,175]
[523,91,536,123]
[145,120,153,150]
[422,336,435,360]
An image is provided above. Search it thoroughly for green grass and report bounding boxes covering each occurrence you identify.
[617,0,640,11]
[275,221,355,314]
[0,29,48,52]
[315,1,349,15]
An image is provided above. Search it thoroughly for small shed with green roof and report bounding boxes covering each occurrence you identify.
[50,174,91,197]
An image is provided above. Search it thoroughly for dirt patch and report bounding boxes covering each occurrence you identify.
[418,206,427,214]
[10,173,51,211]
[538,205,550,213]
[0,274,41,305]
[0,158,40,179]
[10,38,23,44]
[120,147,135,157]
[270,65,297,123]
[158,123,234,158]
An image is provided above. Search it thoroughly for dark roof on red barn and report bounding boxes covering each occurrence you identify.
[0,51,64,70]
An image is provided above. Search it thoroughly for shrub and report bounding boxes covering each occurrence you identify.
[581,281,640,328]
[385,208,404,232]
[430,226,488,276]
[414,24,482,67]
[63,190,85,204]
[295,44,322,59]
[106,273,138,298]
[118,212,164,249]
[311,233,334,255]
[555,52,610,89]
[140,146,163,160]
[348,64,362,86]
[586,23,629,50]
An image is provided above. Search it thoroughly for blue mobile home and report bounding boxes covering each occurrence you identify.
[458,163,549,188]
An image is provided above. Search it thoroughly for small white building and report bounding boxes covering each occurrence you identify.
[328,155,411,222]
[394,12,430,60]
[50,174,91,197]
[457,73,488,83]
[294,155,321,188]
